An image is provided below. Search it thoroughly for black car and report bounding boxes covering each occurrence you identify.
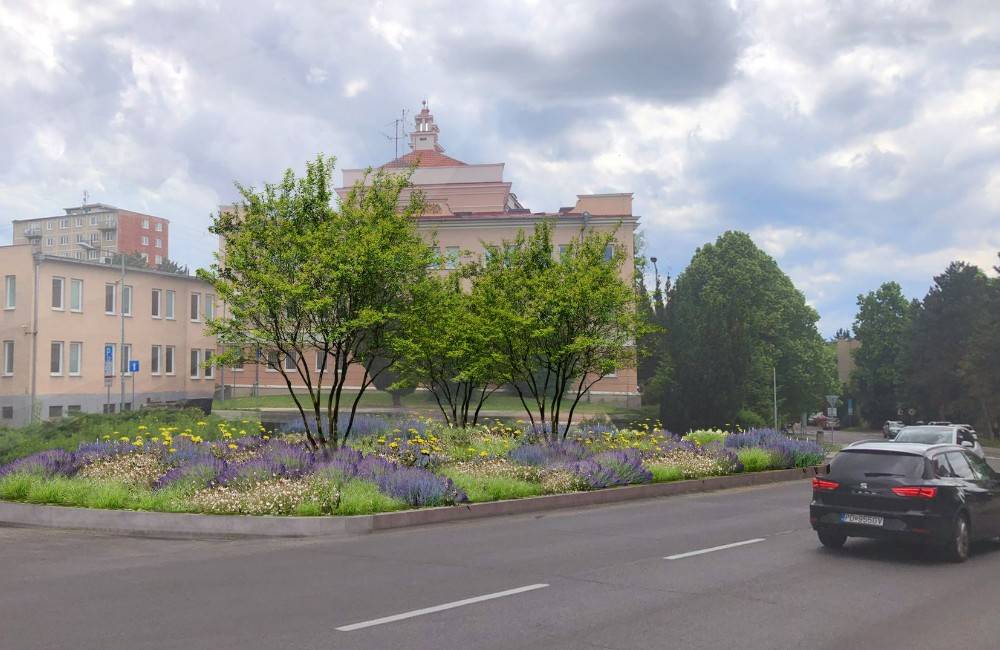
[810,442,1000,562]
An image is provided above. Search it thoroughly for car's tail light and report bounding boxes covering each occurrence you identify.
[812,478,839,491]
[891,486,937,499]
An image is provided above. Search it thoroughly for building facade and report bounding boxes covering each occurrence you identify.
[0,245,214,426]
[227,104,641,406]
[11,203,170,266]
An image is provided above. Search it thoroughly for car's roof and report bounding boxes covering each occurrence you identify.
[898,425,959,432]
[840,441,962,456]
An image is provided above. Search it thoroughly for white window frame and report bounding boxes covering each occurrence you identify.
[151,288,161,318]
[190,292,201,322]
[155,222,163,232]
[151,345,161,375]
[50,341,64,376]
[70,278,83,312]
[51,276,64,311]
[122,343,132,375]
[105,283,116,314]
[3,275,14,310]
[205,294,215,320]
[2,340,13,376]
[155,238,162,249]
[141,235,149,246]
[155,255,163,266]
[283,352,298,372]
[190,348,201,379]
[142,218,149,229]
[165,290,175,320]
[204,349,214,379]
[69,342,82,376]
[266,350,279,372]
[165,345,175,375]
[122,285,133,317]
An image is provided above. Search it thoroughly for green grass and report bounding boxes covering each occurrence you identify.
[0,409,259,465]
[682,429,728,447]
[332,480,409,516]
[0,473,188,511]
[214,390,633,417]
[649,464,686,483]
[442,469,545,502]
[736,447,777,473]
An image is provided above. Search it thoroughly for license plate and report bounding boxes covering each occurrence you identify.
[841,513,884,527]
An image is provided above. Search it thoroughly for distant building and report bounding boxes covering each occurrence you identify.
[225,103,641,406]
[0,244,214,426]
[11,203,170,266]
[834,338,860,386]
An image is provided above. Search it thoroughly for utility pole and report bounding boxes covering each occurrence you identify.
[119,252,126,412]
[773,367,778,431]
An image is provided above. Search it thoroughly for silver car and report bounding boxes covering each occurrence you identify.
[893,425,985,459]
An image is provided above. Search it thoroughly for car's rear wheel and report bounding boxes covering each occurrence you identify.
[818,530,847,549]
[943,514,970,563]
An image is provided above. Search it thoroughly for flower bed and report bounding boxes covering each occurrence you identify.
[0,416,824,516]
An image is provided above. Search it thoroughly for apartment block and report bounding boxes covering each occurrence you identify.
[0,245,214,426]
[11,203,170,266]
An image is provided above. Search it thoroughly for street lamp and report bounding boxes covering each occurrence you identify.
[79,242,127,413]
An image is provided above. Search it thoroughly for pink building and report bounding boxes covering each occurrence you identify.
[229,104,640,406]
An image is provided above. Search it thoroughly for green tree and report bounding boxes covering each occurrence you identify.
[659,231,835,431]
[368,354,415,408]
[201,155,433,451]
[832,327,852,341]
[635,236,670,402]
[959,253,1000,436]
[394,273,500,427]
[905,262,989,424]
[849,282,911,425]
[473,222,643,440]
[156,257,189,275]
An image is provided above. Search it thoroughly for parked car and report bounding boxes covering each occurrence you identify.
[810,441,1000,562]
[883,421,905,439]
[893,425,984,459]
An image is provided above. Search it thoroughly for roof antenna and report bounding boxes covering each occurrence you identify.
[82,190,89,206]
[380,108,408,160]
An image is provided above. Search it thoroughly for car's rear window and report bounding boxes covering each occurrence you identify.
[831,451,927,479]
[894,427,952,444]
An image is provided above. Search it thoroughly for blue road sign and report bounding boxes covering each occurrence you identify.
[104,345,114,377]
[129,360,140,373]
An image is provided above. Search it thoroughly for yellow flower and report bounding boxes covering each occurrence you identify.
[102,434,110,440]
[137,425,147,430]
[389,442,399,449]
[227,443,238,450]
[479,451,489,457]
[262,435,270,441]
[223,431,232,438]
[132,440,144,447]
[119,436,129,442]
[168,448,176,453]
[196,421,207,426]
[420,449,430,455]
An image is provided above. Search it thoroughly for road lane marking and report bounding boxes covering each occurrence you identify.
[336,583,549,631]
[664,538,766,560]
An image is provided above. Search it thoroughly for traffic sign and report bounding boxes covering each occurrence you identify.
[129,360,139,373]
[825,394,839,408]
[104,345,114,377]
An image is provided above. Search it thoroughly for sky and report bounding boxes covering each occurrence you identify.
[1,0,998,335]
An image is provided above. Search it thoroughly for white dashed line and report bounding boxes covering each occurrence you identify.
[665,538,766,560]
[336,583,550,631]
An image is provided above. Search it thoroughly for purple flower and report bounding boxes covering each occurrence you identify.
[152,456,225,491]
[0,450,79,479]
[509,441,588,467]
[724,429,824,469]
[569,449,652,489]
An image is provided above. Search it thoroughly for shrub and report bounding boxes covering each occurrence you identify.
[734,408,767,430]
[0,449,79,479]
[570,449,652,489]
[683,429,728,447]
[724,428,824,469]
[736,447,776,473]
[508,441,588,467]
[153,456,225,493]
[446,473,544,502]
[333,479,408,516]
[649,464,685,482]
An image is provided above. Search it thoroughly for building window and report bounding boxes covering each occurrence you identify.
[155,255,163,266]
[204,349,214,379]
[122,344,132,375]
[105,283,116,314]
[190,349,201,378]
[91,232,99,243]
[69,342,82,376]
[190,292,201,321]
[155,222,163,232]
[231,348,244,371]
[3,275,14,309]
[48,405,63,419]
[60,218,69,229]
[1,406,13,419]
[75,217,83,227]
[46,221,53,230]
[155,238,162,249]
[47,237,54,246]
[68,405,81,414]
[2,340,12,376]
[103,403,116,414]
[316,350,327,373]
[122,285,133,316]
[165,346,175,375]
[142,218,149,229]
[90,216,97,226]
[283,352,298,372]
[151,288,161,318]
[205,294,215,320]
[151,345,161,375]
[59,235,68,245]
[51,277,64,310]
[266,350,279,372]
[76,234,84,243]
[445,246,460,269]
[50,341,63,376]
[165,290,175,319]
[104,230,114,242]
[603,244,614,262]
[70,279,83,312]
[141,235,149,246]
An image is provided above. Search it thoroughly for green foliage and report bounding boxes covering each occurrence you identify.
[472,221,645,439]
[649,464,685,482]
[659,231,835,431]
[850,282,912,426]
[0,410,246,465]
[736,447,776,473]
[734,408,767,430]
[0,474,186,511]
[443,470,544,502]
[334,480,408,516]
[202,155,434,450]
[682,429,727,446]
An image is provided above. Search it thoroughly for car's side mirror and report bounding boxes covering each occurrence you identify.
[961,440,974,448]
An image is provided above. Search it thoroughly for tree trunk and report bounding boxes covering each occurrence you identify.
[391,392,402,408]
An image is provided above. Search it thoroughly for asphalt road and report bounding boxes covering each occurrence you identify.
[4,474,1000,650]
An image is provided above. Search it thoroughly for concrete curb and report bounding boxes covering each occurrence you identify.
[0,466,823,539]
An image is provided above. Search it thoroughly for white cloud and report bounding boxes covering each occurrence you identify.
[343,78,368,98]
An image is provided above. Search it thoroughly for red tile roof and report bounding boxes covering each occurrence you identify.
[381,150,467,169]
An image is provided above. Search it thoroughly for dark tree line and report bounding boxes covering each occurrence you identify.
[849,255,1000,436]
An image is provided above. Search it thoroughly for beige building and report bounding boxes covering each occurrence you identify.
[0,244,215,426]
[229,103,641,406]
